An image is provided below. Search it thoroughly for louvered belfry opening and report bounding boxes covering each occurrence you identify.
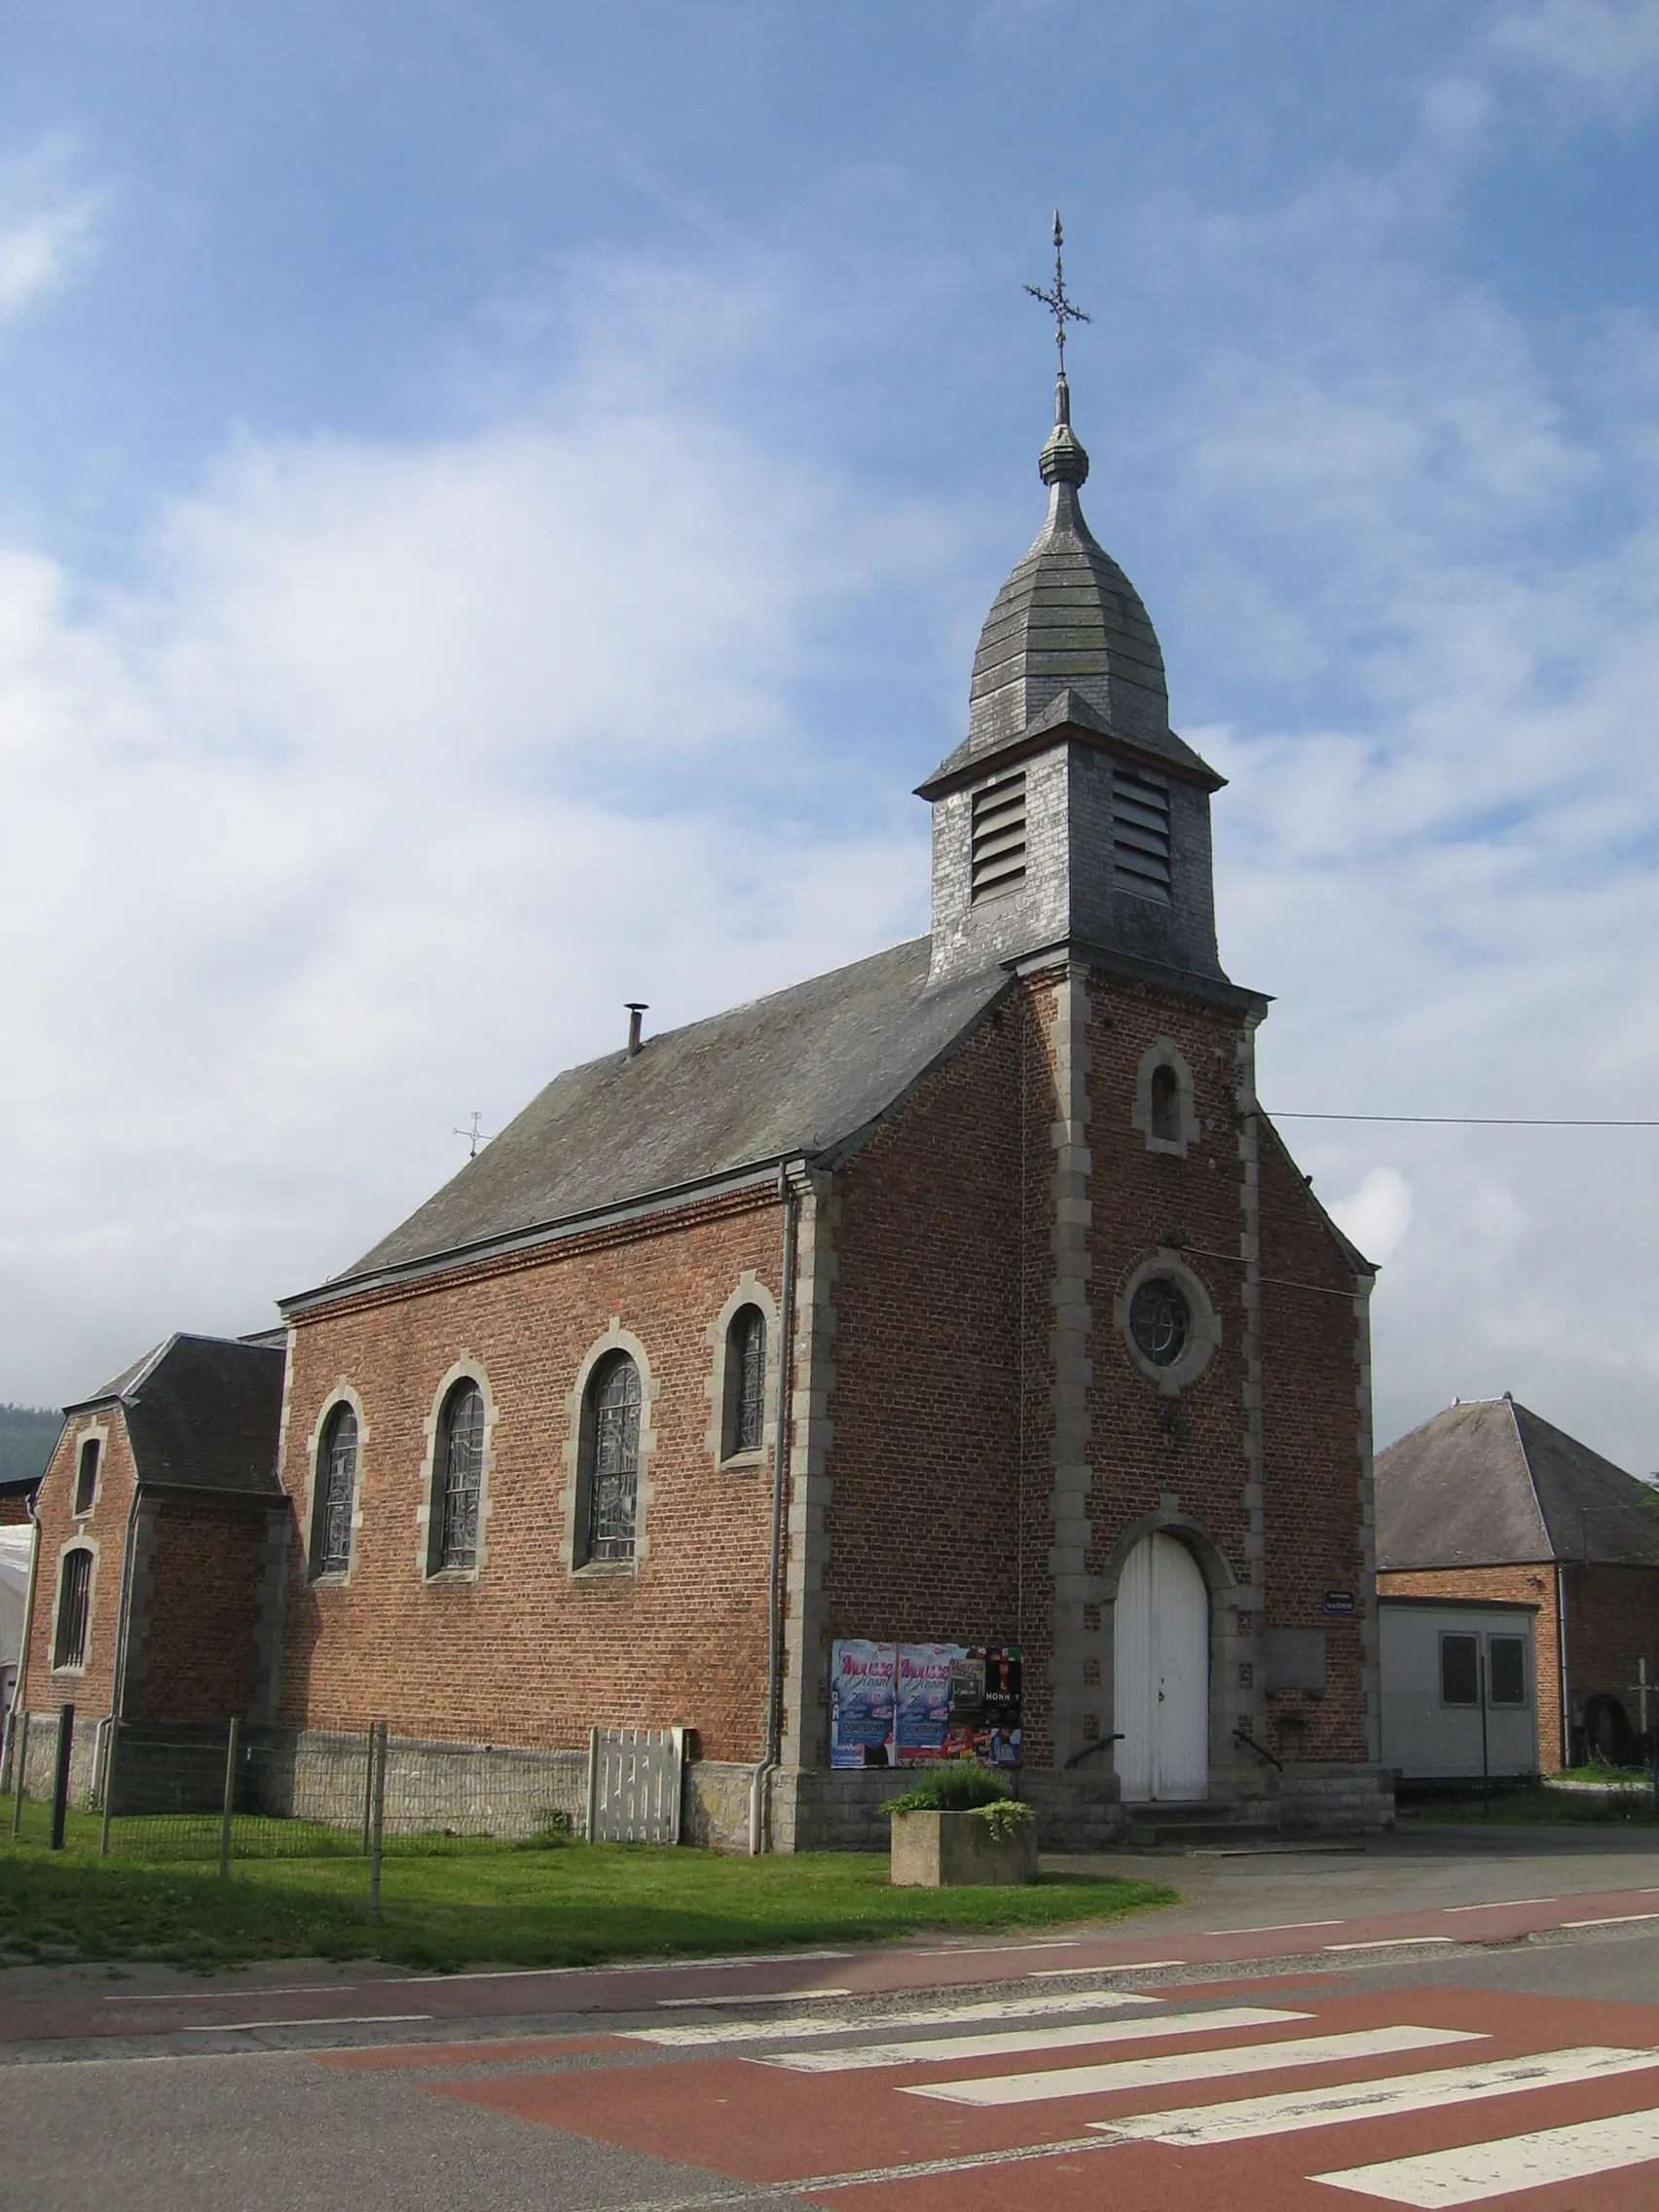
[970,770,1028,902]
[1112,764,1172,903]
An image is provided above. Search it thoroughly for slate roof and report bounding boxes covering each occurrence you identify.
[1376,1396,1659,1571]
[924,381,1221,793]
[66,1334,285,1500]
[310,938,1011,1298]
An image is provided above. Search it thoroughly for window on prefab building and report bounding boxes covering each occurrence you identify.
[580,1353,642,1565]
[1488,1636,1527,1707]
[311,1404,358,1578]
[54,1550,92,1670]
[1439,1632,1479,1707]
[73,1438,100,1516]
[724,1306,767,1457]
[431,1381,484,1573]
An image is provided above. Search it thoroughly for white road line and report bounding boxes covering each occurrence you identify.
[636,1988,1161,2047]
[1210,1920,1345,1936]
[763,2005,1310,2073]
[1563,1911,1659,1929]
[1441,1899,1555,1913]
[655,1988,852,2009]
[1325,1937,1454,1953]
[102,1948,857,2002]
[1312,2107,1659,2205]
[182,2013,433,2032]
[901,2024,1481,2108]
[1091,2043,1659,2147]
[1026,1960,1186,1975]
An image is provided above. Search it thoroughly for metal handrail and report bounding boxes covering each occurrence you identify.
[1064,1733,1124,1770]
[1232,1727,1283,1771]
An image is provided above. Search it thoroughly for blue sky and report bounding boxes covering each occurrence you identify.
[4,1,1659,1467]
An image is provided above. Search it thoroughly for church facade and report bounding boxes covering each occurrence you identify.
[259,359,1391,1848]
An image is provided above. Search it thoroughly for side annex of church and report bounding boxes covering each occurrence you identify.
[15,344,1392,1848]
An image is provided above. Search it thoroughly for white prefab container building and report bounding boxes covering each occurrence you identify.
[1379,1597,1539,1783]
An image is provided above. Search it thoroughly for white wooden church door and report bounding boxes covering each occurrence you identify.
[1113,1531,1210,1801]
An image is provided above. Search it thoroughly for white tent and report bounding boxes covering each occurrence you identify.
[0,1524,34,1718]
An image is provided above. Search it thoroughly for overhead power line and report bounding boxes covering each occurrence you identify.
[1271,1113,1659,1128]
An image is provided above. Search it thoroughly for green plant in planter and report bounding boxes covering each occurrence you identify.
[977,1799,1035,1841]
[879,1765,1014,1817]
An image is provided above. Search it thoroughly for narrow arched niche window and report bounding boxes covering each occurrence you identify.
[579,1352,642,1566]
[54,1549,92,1671]
[723,1305,767,1458]
[73,1437,100,1517]
[430,1380,484,1573]
[1150,1062,1181,1144]
[311,1403,358,1578]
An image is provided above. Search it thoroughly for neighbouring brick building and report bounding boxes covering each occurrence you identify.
[10,1334,286,1803]
[1377,1394,1659,1773]
[11,353,1393,1848]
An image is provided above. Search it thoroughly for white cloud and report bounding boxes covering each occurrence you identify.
[0,136,101,330]
[0,357,944,1403]
[1492,0,1659,117]
[1328,1167,1414,1268]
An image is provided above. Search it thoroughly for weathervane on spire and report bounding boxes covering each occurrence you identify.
[1024,209,1090,375]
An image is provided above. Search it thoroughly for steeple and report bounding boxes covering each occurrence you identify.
[921,220,1229,989]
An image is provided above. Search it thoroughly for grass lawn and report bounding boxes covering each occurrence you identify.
[0,1834,1175,1975]
[1400,1776,1659,1827]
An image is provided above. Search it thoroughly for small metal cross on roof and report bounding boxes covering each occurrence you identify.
[453,1110,490,1159]
[1024,209,1091,374]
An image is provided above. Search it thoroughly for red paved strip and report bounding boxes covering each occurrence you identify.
[6,1884,1659,2046]
[423,1987,1659,2194]
[318,2032,630,2072]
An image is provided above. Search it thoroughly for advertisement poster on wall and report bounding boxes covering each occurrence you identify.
[830,1640,897,1768]
[896,1643,967,1762]
[832,1641,1023,1768]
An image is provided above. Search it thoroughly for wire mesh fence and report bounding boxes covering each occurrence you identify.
[3,1711,594,1897]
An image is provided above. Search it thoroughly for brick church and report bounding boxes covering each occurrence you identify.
[17,335,1392,1848]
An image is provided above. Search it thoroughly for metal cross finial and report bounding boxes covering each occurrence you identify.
[1024,208,1091,374]
[453,1110,490,1159]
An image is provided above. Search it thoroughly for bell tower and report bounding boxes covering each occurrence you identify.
[922,220,1230,991]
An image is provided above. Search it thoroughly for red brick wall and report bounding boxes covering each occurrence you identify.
[1256,1126,1372,1762]
[1562,1562,1659,1758]
[134,1501,270,1723]
[0,1492,36,1527]
[1379,1567,1561,1771]
[21,1411,136,1721]
[1082,977,1257,1765]
[276,1191,786,1760]
[821,995,1023,1663]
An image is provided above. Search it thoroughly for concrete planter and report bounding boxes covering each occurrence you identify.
[889,1807,1038,1887]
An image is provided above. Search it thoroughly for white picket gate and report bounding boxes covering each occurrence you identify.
[585,1725,685,1843]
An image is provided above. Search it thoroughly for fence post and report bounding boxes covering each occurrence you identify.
[49,1704,75,1850]
[100,1718,120,1858]
[585,1725,600,1843]
[10,1712,28,1839]
[218,1716,240,1878]
[361,1722,376,1854]
[367,1720,387,1923]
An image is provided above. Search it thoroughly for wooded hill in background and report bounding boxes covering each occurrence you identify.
[0,1406,62,1488]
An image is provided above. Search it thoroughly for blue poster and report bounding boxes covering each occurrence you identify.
[830,1641,896,1768]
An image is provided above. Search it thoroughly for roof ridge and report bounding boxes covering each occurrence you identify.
[1505,1393,1554,1564]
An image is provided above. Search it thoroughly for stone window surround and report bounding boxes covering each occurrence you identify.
[1131,1036,1200,1159]
[1114,1247,1222,1397]
[69,1419,108,1524]
[49,1536,99,1677]
[560,1320,659,1580]
[415,1356,497,1583]
[302,1382,368,1587]
[704,1272,781,1468]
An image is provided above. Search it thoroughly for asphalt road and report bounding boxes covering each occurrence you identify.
[8,1826,1659,2211]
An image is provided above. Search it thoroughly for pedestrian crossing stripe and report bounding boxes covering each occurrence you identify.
[1091,2042,1659,2146]
[634,1985,1162,2046]
[903,2024,1482,2106]
[763,2004,1309,2072]
[1313,2107,1659,2205]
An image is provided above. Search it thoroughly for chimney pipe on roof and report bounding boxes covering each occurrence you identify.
[625,1003,647,1057]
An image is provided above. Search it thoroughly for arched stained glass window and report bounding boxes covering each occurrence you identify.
[581,1353,641,1564]
[312,1404,358,1577]
[433,1381,484,1572]
[725,1306,767,1456]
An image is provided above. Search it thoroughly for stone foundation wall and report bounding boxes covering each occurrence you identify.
[1273,1760,1394,1836]
[770,1765,1122,1853]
